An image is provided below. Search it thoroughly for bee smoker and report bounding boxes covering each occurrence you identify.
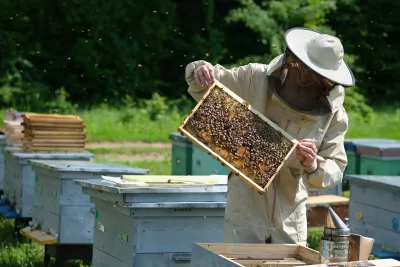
[319,204,351,263]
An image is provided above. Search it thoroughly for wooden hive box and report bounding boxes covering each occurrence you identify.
[179,80,298,194]
[190,243,320,267]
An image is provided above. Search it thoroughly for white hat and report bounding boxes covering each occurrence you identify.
[283,27,355,87]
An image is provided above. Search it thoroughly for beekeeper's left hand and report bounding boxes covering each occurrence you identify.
[296,139,317,168]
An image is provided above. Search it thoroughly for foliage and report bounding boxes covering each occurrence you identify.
[224,0,336,64]
[327,0,400,104]
[344,87,374,123]
[0,0,398,122]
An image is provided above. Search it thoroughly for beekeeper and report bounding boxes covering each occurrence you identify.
[184,27,355,246]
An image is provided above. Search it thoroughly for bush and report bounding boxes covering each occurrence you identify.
[344,86,374,123]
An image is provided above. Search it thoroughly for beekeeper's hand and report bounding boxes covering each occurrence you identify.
[296,139,317,168]
[194,64,215,88]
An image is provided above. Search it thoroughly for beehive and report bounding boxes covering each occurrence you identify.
[74,175,228,267]
[179,80,297,193]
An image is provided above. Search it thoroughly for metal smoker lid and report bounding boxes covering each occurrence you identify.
[323,204,350,236]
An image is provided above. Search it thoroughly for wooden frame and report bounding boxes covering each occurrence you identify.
[179,80,298,194]
[190,243,321,267]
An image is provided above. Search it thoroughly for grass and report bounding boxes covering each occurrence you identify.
[78,107,400,142]
[78,107,185,142]
[346,108,400,140]
[0,105,399,143]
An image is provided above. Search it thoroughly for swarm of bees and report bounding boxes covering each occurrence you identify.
[183,86,293,188]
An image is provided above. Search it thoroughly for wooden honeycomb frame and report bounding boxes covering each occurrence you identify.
[179,80,299,194]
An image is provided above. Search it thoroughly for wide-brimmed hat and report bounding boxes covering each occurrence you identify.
[268,27,355,87]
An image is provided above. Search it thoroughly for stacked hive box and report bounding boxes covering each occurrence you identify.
[3,120,24,147]
[22,114,87,152]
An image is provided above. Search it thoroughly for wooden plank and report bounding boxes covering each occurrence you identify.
[296,246,321,265]
[22,122,84,128]
[23,113,82,121]
[22,147,86,152]
[30,130,88,136]
[197,243,300,258]
[234,258,307,266]
[24,143,86,148]
[24,117,83,124]
[179,80,298,194]
[24,126,84,132]
[299,259,400,267]
[121,175,226,184]
[306,195,349,208]
[27,139,87,144]
[20,226,58,245]
[102,176,214,188]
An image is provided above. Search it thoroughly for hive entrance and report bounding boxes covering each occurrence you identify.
[180,82,296,191]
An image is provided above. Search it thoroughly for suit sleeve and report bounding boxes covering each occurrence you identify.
[303,107,349,189]
[185,60,253,102]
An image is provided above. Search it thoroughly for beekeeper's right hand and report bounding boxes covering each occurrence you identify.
[194,65,215,88]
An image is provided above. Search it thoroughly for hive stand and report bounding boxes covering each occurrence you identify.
[20,160,150,267]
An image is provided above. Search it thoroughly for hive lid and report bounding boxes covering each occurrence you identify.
[12,151,95,160]
[323,204,350,236]
[344,138,399,151]
[74,177,228,194]
[356,142,400,158]
[28,159,149,175]
[169,132,192,144]
[345,175,400,189]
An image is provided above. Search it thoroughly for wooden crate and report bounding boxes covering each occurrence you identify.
[300,259,400,267]
[190,243,320,267]
[179,80,298,194]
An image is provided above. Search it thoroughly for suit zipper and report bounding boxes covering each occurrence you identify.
[271,119,291,227]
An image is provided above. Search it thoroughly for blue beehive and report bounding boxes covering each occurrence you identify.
[347,175,400,254]
[0,136,8,195]
[1,148,94,218]
[25,160,149,244]
[75,175,228,267]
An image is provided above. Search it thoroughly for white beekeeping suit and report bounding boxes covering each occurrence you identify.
[184,27,355,246]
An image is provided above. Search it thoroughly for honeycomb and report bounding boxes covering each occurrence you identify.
[182,85,294,188]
